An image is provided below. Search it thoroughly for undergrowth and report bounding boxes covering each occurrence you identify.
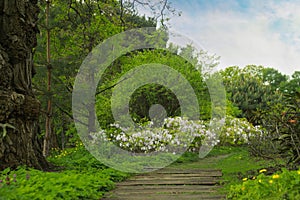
[0,143,129,200]
[0,145,296,200]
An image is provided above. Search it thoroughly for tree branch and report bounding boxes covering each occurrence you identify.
[55,102,89,127]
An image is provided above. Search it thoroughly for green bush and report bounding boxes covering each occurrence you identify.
[0,144,129,200]
[228,168,300,200]
[0,167,115,200]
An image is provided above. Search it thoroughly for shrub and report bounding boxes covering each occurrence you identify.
[249,91,300,163]
[0,167,116,199]
[88,116,263,153]
[228,168,300,199]
[90,117,216,153]
[0,144,129,200]
[217,115,263,145]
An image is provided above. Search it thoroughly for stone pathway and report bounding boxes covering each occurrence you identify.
[102,168,225,200]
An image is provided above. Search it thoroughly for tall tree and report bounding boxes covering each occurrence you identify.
[43,0,53,157]
[261,67,288,91]
[32,0,166,147]
[221,65,283,125]
[0,0,48,170]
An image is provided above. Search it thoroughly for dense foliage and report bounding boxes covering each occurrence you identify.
[0,143,129,199]
[95,47,216,128]
[228,168,300,200]
[33,0,158,148]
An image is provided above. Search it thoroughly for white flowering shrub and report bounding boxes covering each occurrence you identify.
[105,117,213,153]
[217,116,264,145]
[88,116,264,154]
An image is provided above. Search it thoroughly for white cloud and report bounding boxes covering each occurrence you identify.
[167,0,300,76]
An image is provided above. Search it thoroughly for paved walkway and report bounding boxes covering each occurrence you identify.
[102,168,225,200]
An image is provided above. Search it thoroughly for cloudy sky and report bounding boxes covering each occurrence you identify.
[144,0,300,76]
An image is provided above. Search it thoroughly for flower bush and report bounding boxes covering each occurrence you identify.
[50,141,84,158]
[90,117,214,153]
[89,116,263,153]
[217,115,264,145]
[228,168,300,199]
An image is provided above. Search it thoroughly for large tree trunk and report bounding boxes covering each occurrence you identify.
[0,0,48,170]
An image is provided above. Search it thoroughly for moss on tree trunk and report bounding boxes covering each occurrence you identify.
[0,0,48,170]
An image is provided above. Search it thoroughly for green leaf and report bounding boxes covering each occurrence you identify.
[278,134,291,140]
[2,167,11,175]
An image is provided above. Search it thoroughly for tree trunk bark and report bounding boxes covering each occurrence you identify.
[0,0,48,170]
